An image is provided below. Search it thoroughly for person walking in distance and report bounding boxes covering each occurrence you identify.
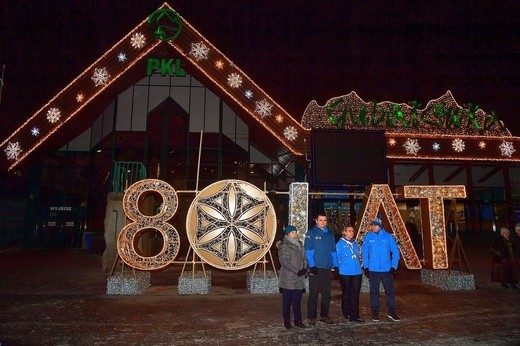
[362,215,401,322]
[305,212,338,325]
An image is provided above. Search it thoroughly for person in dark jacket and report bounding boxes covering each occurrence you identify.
[490,227,518,289]
[304,213,338,325]
[362,215,400,322]
[278,225,308,329]
[336,226,364,323]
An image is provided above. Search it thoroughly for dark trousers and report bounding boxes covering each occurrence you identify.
[339,274,362,320]
[369,271,396,315]
[282,288,304,321]
[307,268,332,319]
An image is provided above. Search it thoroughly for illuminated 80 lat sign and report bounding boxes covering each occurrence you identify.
[117,179,465,271]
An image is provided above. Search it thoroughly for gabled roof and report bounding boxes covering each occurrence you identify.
[0,2,309,172]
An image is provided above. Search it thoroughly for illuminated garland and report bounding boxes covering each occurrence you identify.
[185,180,277,270]
[398,185,466,269]
[302,91,508,136]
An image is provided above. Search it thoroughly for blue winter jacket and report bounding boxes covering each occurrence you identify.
[304,225,338,269]
[336,237,362,275]
[361,228,400,272]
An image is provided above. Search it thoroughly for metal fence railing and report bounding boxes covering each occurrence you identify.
[112,161,147,192]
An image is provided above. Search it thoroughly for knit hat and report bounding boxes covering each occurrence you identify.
[369,215,383,228]
[285,225,297,235]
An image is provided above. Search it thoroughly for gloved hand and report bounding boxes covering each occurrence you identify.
[363,268,370,278]
[390,267,397,276]
[309,266,318,275]
[297,269,307,276]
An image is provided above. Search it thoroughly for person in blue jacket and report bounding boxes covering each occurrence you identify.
[304,212,338,325]
[336,226,364,323]
[361,215,401,322]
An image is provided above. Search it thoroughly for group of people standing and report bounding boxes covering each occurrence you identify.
[277,212,400,329]
[490,224,520,289]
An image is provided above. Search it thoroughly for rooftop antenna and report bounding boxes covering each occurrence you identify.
[0,64,5,105]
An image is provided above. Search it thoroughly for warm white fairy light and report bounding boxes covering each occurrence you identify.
[4,142,22,160]
[91,67,110,86]
[499,140,516,157]
[404,138,421,155]
[46,107,61,123]
[284,126,298,141]
[189,41,210,61]
[400,185,466,269]
[130,33,146,49]
[254,99,273,118]
[227,73,242,88]
[452,138,465,152]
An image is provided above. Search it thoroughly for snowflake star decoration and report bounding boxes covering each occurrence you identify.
[254,99,273,118]
[244,90,253,99]
[403,138,421,155]
[117,52,127,62]
[432,143,440,151]
[499,140,516,157]
[91,67,110,87]
[31,127,40,136]
[284,126,298,141]
[5,142,22,160]
[130,33,146,49]
[46,107,61,123]
[189,41,210,61]
[452,138,465,152]
[227,73,242,88]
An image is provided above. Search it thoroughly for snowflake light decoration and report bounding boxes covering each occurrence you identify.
[244,90,253,99]
[227,73,242,88]
[31,127,40,136]
[275,114,284,123]
[254,99,273,118]
[403,138,421,155]
[432,143,440,151]
[284,126,298,141]
[91,67,110,87]
[117,52,127,62]
[215,60,224,69]
[478,141,486,149]
[452,138,465,152]
[388,138,396,146]
[189,41,210,61]
[46,107,61,123]
[130,33,146,49]
[4,142,22,160]
[499,140,516,157]
[76,93,84,103]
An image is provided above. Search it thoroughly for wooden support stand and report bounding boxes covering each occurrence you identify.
[445,199,471,274]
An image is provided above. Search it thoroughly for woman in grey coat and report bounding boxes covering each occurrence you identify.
[278,225,308,329]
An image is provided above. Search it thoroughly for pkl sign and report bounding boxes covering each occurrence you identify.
[147,58,186,77]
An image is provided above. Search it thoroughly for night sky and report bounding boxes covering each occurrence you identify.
[1,0,519,139]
